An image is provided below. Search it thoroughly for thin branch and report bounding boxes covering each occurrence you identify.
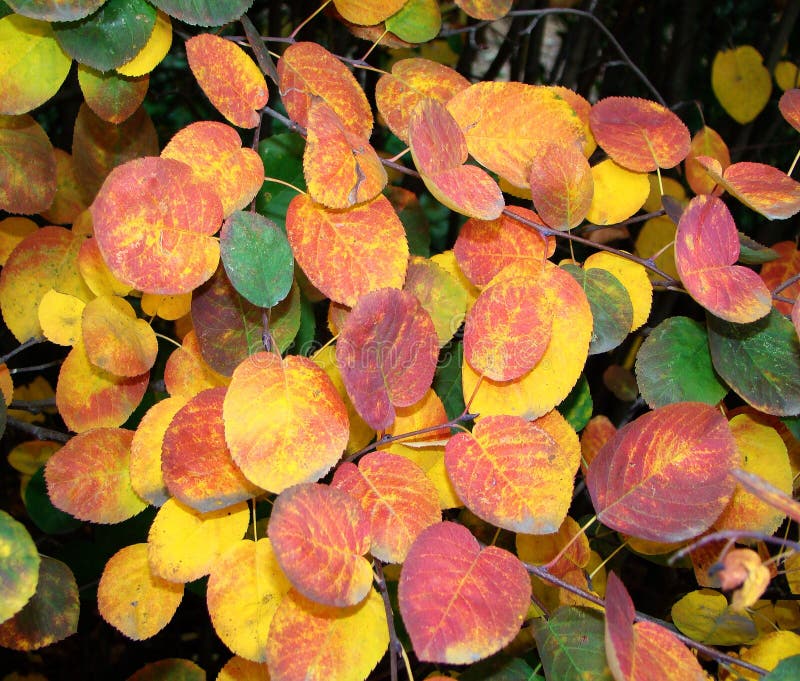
[373,561,399,681]
[1,337,45,364]
[6,417,70,443]
[773,272,800,296]
[9,398,57,413]
[9,360,63,375]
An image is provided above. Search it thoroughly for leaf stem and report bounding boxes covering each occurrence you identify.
[773,271,800,296]
[288,0,331,41]
[788,147,800,177]
[155,332,182,350]
[263,175,306,196]
[544,514,596,571]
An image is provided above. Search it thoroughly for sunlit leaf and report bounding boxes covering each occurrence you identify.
[587,402,737,542]
[385,0,442,44]
[332,451,441,563]
[453,206,554,287]
[207,538,291,662]
[0,14,71,115]
[223,352,349,493]
[140,292,191,321]
[399,521,531,664]
[409,97,504,220]
[635,316,728,408]
[0,510,39,625]
[266,587,388,681]
[446,414,577,533]
[116,9,172,77]
[163,330,230,399]
[739,631,800,679]
[336,288,438,430]
[45,427,146,523]
[77,236,133,298]
[0,114,57,214]
[148,498,250,583]
[53,0,156,71]
[0,556,78,650]
[286,193,408,306]
[676,194,771,323]
[97,543,183,640]
[712,45,771,124]
[268,482,371,606]
[217,656,271,681]
[671,589,757,646]
[529,141,593,230]
[589,96,690,172]
[707,309,800,416]
[404,255,467,347]
[161,121,264,218]
[91,156,223,295]
[446,82,585,189]
[333,0,404,24]
[278,41,372,139]
[685,126,730,196]
[585,159,649,225]
[375,58,469,143]
[38,289,85,346]
[760,241,800,315]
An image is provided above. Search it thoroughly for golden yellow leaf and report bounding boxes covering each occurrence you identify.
[634,215,680,282]
[738,630,800,679]
[217,656,272,680]
[643,175,687,213]
[116,10,172,77]
[37,289,85,346]
[671,589,757,646]
[0,217,37,265]
[140,292,192,321]
[430,249,480,311]
[585,159,649,225]
[775,61,800,91]
[147,498,250,583]
[712,46,772,124]
[584,250,652,331]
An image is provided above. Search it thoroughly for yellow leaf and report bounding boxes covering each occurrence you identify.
[116,10,172,77]
[585,159,649,225]
[584,250,652,331]
[140,292,192,321]
[77,237,133,298]
[738,630,800,679]
[37,289,85,346]
[643,175,687,213]
[388,443,462,509]
[0,217,37,265]
[634,215,680,282]
[712,46,772,124]
[0,15,71,115]
[775,61,800,91]
[711,548,771,612]
[430,249,480,311]
[147,498,250,583]
[785,552,800,595]
[217,656,272,680]
[671,589,757,646]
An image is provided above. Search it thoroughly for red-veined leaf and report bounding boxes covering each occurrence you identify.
[529,141,593,230]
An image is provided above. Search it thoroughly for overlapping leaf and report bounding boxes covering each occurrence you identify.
[404,255,467,347]
[446,81,585,189]
[0,114,57,214]
[409,97,504,220]
[45,427,146,523]
[6,0,105,21]
[336,288,439,430]
[286,193,408,306]
[589,96,690,171]
[149,0,254,26]
[780,88,800,132]
[77,66,149,124]
[116,9,172,77]
[161,121,264,217]
[186,33,268,128]
[398,521,531,664]
[0,510,39,625]
[455,0,513,20]
[529,141,594,230]
[385,0,442,43]
[333,0,405,24]
[760,241,800,314]
[163,330,230,399]
[671,589,757,646]
[91,156,222,294]
[685,126,730,195]
[445,414,577,533]
[587,402,738,542]
[585,159,650,225]
[676,194,772,323]
[223,352,349,493]
[332,451,441,563]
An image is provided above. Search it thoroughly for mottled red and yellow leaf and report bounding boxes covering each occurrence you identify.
[404,255,467,347]
[77,65,149,125]
[760,241,800,315]
[685,126,730,196]
[779,88,800,132]
[0,114,57,215]
[529,141,593,230]
[163,330,230,399]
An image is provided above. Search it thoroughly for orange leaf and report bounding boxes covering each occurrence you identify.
[529,140,593,230]
[685,126,730,196]
[446,82,586,188]
[760,241,800,314]
[161,121,264,217]
[91,156,222,294]
[463,270,554,381]
[588,96,690,172]
[587,402,738,543]
[779,88,800,132]
[186,34,268,128]
[56,340,149,433]
[710,548,771,611]
[268,483,372,607]
[453,206,554,286]
[223,352,349,493]
[163,330,230,399]
[97,543,183,640]
[304,99,386,209]
[162,387,262,512]
[45,427,147,523]
[278,41,372,139]
[336,288,439,430]
[82,295,158,376]
[675,194,771,323]
[409,97,504,220]
[286,193,408,306]
[386,388,449,443]
[375,57,470,143]
[332,451,441,563]
[0,114,57,214]
[580,414,617,474]
[605,572,707,681]
[516,515,590,578]
[445,415,578,533]
[398,521,531,664]
[40,146,86,224]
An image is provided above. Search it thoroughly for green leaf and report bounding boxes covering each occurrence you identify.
[635,316,728,408]
[0,1,12,20]
[220,211,294,308]
[782,415,800,441]
[5,1,104,21]
[707,309,800,416]
[764,655,800,680]
[671,589,757,646]
[53,0,156,71]
[738,231,779,264]
[0,509,40,624]
[532,606,613,681]
[562,264,633,355]
[557,374,593,432]
[149,0,253,26]
[385,0,442,44]
[256,133,306,230]
[433,339,465,419]
[24,466,82,535]
[460,655,543,681]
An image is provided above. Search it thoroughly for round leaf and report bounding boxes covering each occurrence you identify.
[6,0,105,21]
[77,65,149,124]
[712,46,771,124]
[148,0,254,26]
[0,114,57,214]
[0,510,40,625]
[529,141,594,230]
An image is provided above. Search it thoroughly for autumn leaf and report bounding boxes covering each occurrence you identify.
[385,0,442,43]
[5,0,106,21]
[712,46,771,124]
[186,33,268,128]
[529,140,594,230]
[671,589,757,646]
[403,255,467,347]
[0,114,57,215]
[779,88,800,132]
[760,241,800,315]
[399,521,531,664]
[0,510,40,625]
[333,0,406,24]
[685,126,730,195]
[455,0,513,20]
[116,9,172,77]
[585,159,650,225]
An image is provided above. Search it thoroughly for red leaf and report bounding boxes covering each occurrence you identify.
[398,521,531,664]
[779,88,800,133]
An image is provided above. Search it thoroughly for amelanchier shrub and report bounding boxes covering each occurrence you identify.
[1,1,800,679]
